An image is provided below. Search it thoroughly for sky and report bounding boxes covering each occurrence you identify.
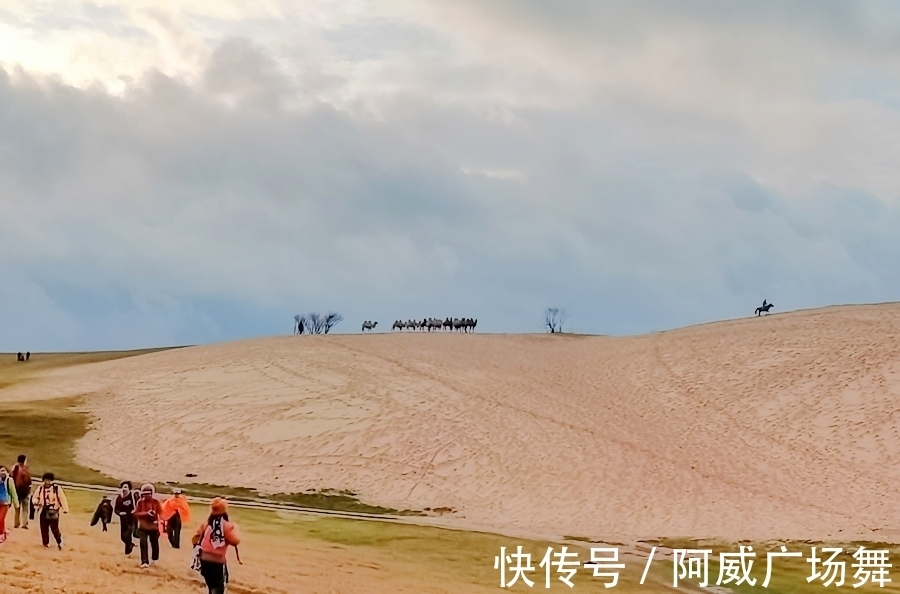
[3,1,900,350]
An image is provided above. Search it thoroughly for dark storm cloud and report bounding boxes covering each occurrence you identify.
[2,2,900,350]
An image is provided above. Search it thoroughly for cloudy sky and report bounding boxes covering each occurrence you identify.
[2,1,900,350]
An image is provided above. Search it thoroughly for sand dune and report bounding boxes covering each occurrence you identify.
[5,304,900,542]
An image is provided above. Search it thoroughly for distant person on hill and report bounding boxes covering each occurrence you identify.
[192,497,242,594]
[161,488,191,549]
[11,455,32,530]
[0,466,20,543]
[16,352,23,362]
[114,481,139,555]
[25,352,30,361]
[133,484,163,568]
[31,473,68,549]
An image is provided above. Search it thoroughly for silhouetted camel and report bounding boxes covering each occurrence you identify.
[361,321,378,332]
[390,317,478,332]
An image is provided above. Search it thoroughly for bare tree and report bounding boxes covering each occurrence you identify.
[298,312,343,335]
[323,312,343,334]
[305,313,323,334]
[544,308,571,334]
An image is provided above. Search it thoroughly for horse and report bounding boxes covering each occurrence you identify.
[755,301,774,316]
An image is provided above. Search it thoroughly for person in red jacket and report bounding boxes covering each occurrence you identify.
[133,484,163,568]
[192,498,241,594]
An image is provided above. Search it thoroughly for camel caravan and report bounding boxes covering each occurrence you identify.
[391,318,477,332]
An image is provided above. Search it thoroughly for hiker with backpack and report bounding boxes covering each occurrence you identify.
[114,481,140,555]
[0,466,20,543]
[133,483,163,568]
[191,497,242,594]
[11,455,32,529]
[31,473,68,549]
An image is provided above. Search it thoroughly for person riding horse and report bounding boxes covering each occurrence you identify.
[755,299,774,316]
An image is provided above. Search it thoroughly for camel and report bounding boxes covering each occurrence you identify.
[755,299,774,317]
[361,321,378,332]
[390,317,478,332]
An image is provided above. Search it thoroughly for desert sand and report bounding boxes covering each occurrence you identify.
[5,304,900,543]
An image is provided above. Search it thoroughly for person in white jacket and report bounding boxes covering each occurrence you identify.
[31,473,68,549]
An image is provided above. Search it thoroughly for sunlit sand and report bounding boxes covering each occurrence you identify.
[4,303,899,544]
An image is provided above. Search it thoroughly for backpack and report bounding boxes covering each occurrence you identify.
[0,477,11,504]
[40,485,61,520]
[11,464,31,490]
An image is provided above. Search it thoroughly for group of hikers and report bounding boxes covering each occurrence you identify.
[100,481,193,565]
[0,455,64,547]
[0,454,242,594]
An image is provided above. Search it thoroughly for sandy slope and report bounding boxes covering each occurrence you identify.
[5,304,900,542]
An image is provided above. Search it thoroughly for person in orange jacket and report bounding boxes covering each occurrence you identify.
[133,484,163,568]
[160,488,191,549]
[192,498,241,594]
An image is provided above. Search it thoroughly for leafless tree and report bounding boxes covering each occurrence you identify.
[323,312,343,334]
[306,313,323,334]
[298,312,343,334]
[544,308,570,333]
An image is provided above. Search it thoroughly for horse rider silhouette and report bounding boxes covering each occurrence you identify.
[755,299,774,316]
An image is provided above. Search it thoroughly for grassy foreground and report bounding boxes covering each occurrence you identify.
[56,488,900,593]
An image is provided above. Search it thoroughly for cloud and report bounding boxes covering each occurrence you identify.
[2,3,900,349]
